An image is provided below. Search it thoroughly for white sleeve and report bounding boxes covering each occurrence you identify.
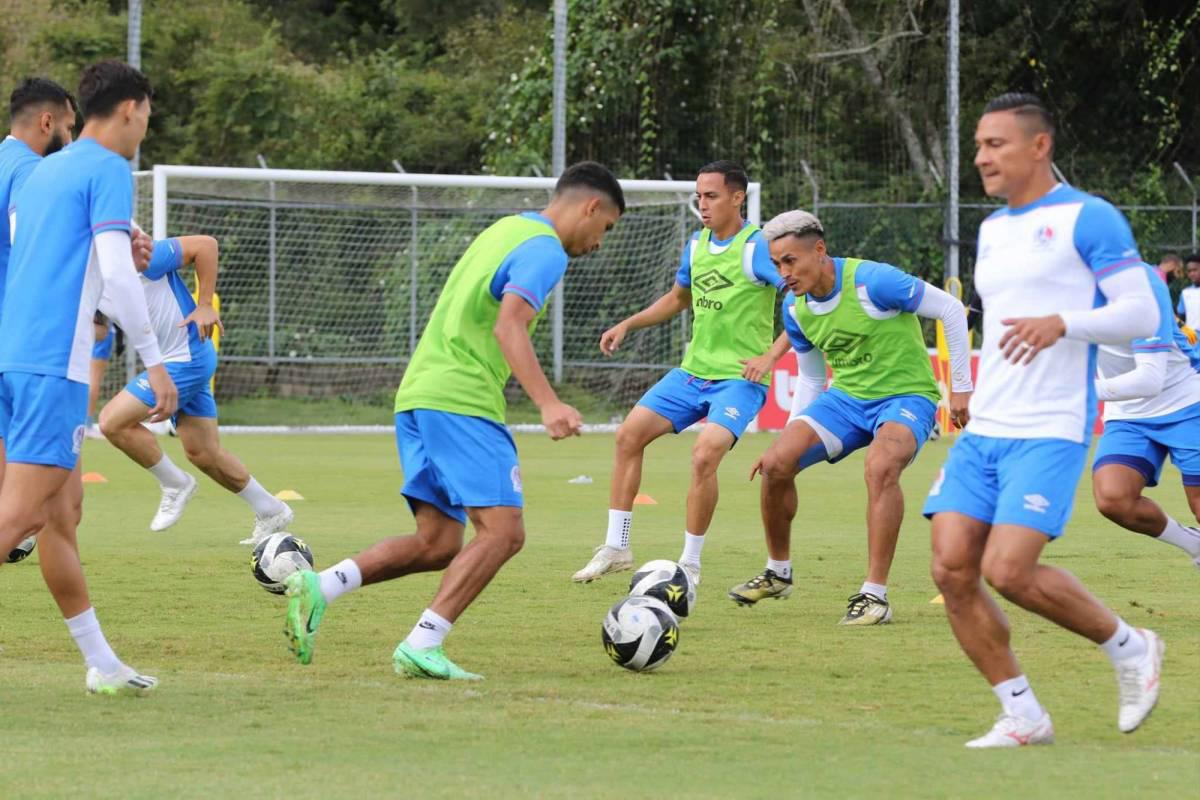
[1096,350,1168,402]
[1060,267,1159,344]
[95,229,163,368]
[914,283,973,392]
[788,348,828,422]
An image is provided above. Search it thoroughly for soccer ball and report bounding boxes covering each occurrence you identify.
[6,535,37,563]
[601,595,679,672]
[251,533,314,594]
[628,559,697,618]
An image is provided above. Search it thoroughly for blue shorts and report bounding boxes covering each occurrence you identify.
[1093,404,1200,487]
[797,387,938,465]
[0,372,89,469]
[395,410,523,524]
[922,433,1088,538]
[637,368,767,440]
[92,325,115,360]
[126,346,218,422]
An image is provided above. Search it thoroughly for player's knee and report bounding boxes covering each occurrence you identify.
[1092,483,1135,523]
[183,444,216,471]
[97,412,129,442]
[981,556,1033,600]
[423,535,462,570]
[930,553,977,595]
[864,452,903,491]
[690,442,724,477]
[614,421,647,455]
[760,450,796,483]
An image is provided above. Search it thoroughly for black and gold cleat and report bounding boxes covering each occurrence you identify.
[728,569,793,606]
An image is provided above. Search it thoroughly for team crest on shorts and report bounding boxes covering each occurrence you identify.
[510,465,523,493]
[72,424,85,454]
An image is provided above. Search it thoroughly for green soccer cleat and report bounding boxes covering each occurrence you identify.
[393,641,483,681]
[839,592,892,626]
[728,568,793,606]
[284,570,326,665]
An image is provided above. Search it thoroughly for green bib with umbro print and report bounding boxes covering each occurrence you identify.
[792,258,939,403]
[679,225,777,384]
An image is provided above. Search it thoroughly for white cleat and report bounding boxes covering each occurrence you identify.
[572,545,634,583]
[680,561,701,587]
[239,503,294,546]
[149,474,198,532]
[965,712,1055,748]
[1116,628,1165,733]
[86,665,159,696]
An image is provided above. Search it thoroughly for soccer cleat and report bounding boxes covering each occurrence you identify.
[239,502,294,546]
[728,569,793,606]
[680,561,701,587]
[839,592,892,626]
[1115,628,1164,733]
[965,713,1055,748]
[393,642,482,681]
[86,665,159,696]
[149,474,198,532]
[284,570,326,665]
[571,545,634,582]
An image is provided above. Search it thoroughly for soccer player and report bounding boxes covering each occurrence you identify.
[0,60,177,693]
[88,322,115,427]
[727,210,973,624]
[924,93,1165,747]
[281,162,624,680]
[97,235,295,544]
[1179,254,1200,329]
[1091,275,1200,565]
[572,161,789,585]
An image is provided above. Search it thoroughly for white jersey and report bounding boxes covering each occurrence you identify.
[100,237,205,363]
[968,184,1148,443]
[1180,285,1200,329]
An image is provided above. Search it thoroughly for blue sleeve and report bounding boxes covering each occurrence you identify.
[88,156,133,236]
[782,294,813,353]
[1132,272,1179,353]
[143,238,184,280]
[749,231,786,290]
[1073,198,1143,279]
[10,156,39,200]
[674,234,697,289]
[856,261,925,312]
[492,236,568,312]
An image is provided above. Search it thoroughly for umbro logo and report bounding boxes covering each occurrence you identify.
[692,269,734,294]
[1023,494,1051,513]
[723,406,740,420]
[899,408,919,423]
[822,329,867,353]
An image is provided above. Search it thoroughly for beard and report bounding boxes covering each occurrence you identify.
[44,131,67,156]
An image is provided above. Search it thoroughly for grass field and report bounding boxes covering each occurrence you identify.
[1,432,1197,799]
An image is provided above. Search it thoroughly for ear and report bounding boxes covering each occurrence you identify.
[1032,131,1053,160]
[38,110,54,134]
[583,195,602,217]
[814,238,827,257]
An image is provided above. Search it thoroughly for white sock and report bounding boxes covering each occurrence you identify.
[1101,617,1148,663]
[65,607,122,674]
[680,532,704,566]
[992,674,1045,721]
[605,509,632,550]
[404,608,453,650]
[1156,517,1200,557]
[238,476,287,517]
[318,558,362,604]
[860,581,887,600]
[766,559,792,580]
[148,455,190,490]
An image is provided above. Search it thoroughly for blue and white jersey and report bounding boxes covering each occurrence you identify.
[968,184,1150,443]
[675,221,787,291]
[1099,272,1200,421]
[0,135,42,314]
[1180,285,1200,329]
[0,138,132,383]
[781,258,926,353]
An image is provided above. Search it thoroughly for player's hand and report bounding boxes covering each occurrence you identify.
[181,303,224,341]
[541,400,583,440]
[599,322,630,356]
[131,228,153,273]
[740,353,777,383]
[999,315,1066,364]
[145,364,179,422]
[948,390,971,429]
[749,456,764,481]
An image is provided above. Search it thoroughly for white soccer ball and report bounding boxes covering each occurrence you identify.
[628,559,697,618]
[251,533,314,594]
[6,535,37,563]
[601,595,679,672]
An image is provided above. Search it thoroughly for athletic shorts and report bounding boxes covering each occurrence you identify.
[126,345,217,423]
[0,371,89,469]
[796,387,938,466]
[1093,403,1200,487]
[637,368,766,440]
[923,432,1089,539]
[92,325,115,360]
[395,409,522,524]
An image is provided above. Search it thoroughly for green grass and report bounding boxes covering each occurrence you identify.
[1,433,1197,799]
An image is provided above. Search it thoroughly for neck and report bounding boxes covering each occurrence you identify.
[79,121,126,159]
[7,127,43,156]
[538,204,568,242]
[711,217,743,240]
[811,256,837,297]
[1005,169,1058,209]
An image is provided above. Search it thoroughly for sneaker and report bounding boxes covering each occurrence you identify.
[728,569,793,606]
[680,561,701,587]
[239,502,294,546]
[284,570,327,665]
[149,474,198,532]
[393,641,482,681]
[965,712,1055,748]
[571,545,634,583]
[1116,628,1165,733]
[839,592,892,626]
[86,665,158,696]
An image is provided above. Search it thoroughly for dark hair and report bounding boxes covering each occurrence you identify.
[78,60,152,120]
[555,161,625,213]
[1160,252,1183,266]
[983,92,1055,138]
[698,160,749,193]
[1185,253,1200,266]
[9,77,75,122]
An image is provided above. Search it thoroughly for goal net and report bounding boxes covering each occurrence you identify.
[132,166,761,426]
